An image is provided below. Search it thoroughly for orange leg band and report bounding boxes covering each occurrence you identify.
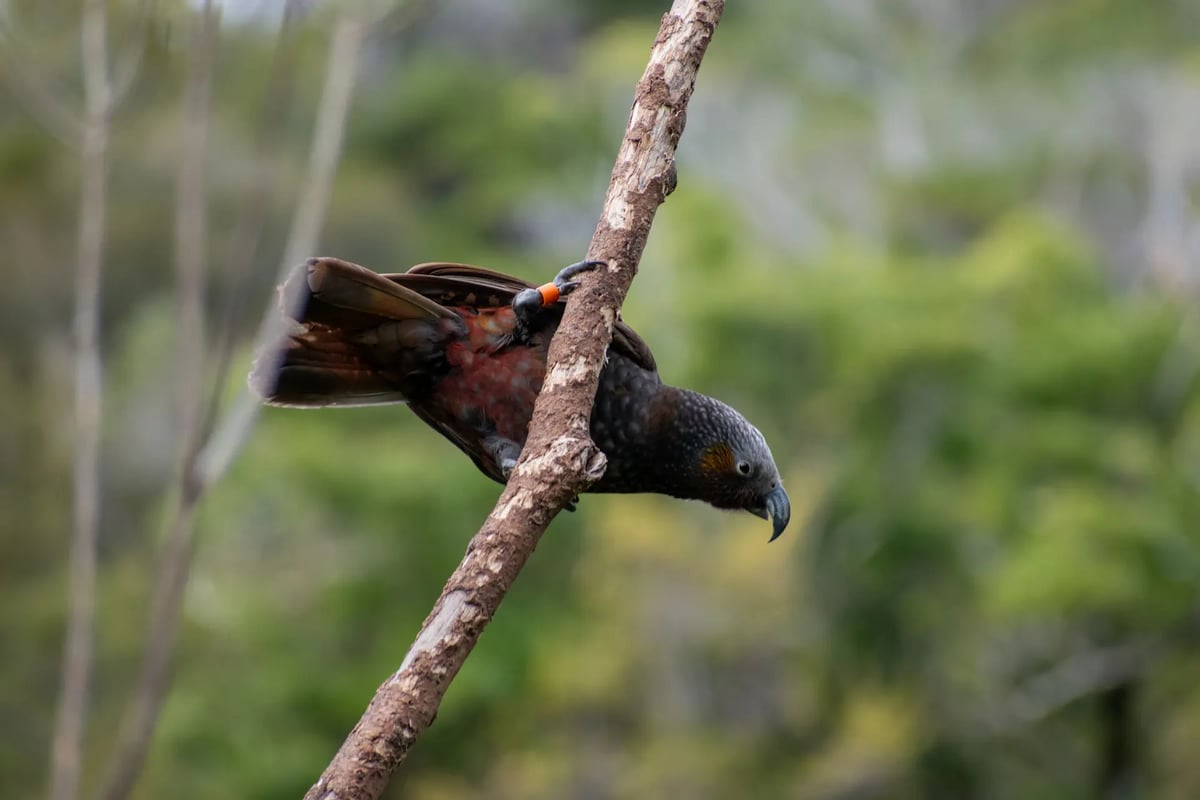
[537,283,561,306]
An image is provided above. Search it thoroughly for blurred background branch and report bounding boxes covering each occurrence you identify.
[98,4,370,799]
[193,3,367,488]
[95,4,218,799]
[0,41,82,147]
[47,1,113,798]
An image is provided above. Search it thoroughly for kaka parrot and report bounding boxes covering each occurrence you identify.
[251,258,790,540]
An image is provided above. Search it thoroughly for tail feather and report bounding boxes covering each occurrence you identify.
[252,258,454,408]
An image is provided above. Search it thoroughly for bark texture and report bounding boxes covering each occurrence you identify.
[302,2,725,799]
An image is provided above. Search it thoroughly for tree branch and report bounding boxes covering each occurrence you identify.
[302,2,725,798]
[998,638,1158,730]
[94,5,217,799]
[174,0,215,458]
[201,0,304,441]
[195,4,366,487]
[48,1,111,798]
[96,6,363,800]
[0,12,84,149]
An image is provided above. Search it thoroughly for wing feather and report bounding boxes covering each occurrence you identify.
[395,262,657,372]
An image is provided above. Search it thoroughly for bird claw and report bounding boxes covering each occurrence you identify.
[512,259,605,341]
[553,259,604,294]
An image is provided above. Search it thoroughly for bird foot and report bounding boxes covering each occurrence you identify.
[512,259,604,336]
[484,434,523,481]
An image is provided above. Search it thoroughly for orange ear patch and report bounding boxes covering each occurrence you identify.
[700,442,735,475]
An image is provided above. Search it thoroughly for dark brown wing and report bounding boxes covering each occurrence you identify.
[610,316,657,374]
[403,262,537,302]
[255,258,659,409]
[391,262,657,373]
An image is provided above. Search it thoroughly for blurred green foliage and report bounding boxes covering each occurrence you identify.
[3,1,1199,799]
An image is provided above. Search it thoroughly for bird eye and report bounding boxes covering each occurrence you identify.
[736,460,752,477]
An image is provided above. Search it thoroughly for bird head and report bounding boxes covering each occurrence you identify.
[665,390,791,541]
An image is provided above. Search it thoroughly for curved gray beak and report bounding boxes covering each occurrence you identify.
[766,484,791,542]
[750,484,791,542]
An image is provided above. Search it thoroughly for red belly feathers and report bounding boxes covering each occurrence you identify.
[435,306,546,443]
